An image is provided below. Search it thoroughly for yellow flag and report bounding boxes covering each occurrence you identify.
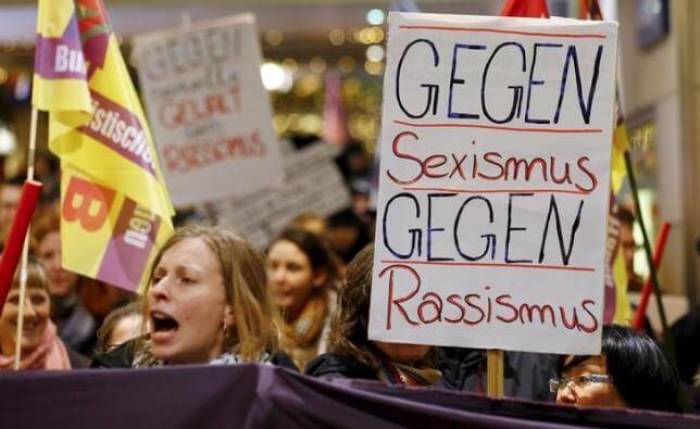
[33,0,174,292]
[32,0,91,127]
[610,92,630,194]
[610,108,632,325]
[611,238,631,325]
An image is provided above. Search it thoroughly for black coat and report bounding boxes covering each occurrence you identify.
[91,340,135,368]
[91,338,297,370]
[305,353,377,380]
[67,347,91,369]
[438,347,558,401]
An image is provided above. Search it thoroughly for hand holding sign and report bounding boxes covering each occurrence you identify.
[370,13,618,355]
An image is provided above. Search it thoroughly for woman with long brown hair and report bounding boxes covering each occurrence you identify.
[267,227,338,371]
[93,225,287,368]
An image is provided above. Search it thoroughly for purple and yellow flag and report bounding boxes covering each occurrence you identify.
[33,0,174,292]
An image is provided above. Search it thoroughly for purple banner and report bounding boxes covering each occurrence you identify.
[0,364,696,428]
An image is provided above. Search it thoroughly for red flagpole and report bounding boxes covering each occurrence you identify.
[633,222,672,331]
[0,180,42,314]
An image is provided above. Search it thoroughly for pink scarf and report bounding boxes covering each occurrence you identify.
[0,322,72,370]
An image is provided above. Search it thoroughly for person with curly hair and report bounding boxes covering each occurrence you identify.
[306,245,440,386]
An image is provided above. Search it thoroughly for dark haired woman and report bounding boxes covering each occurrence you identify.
[94,302,143,354]
[551,324,680,412]
[306,245,440,386]
[267,227,338,371]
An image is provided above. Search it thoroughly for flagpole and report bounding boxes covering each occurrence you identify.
[623,151,668,336]
[633,222,671,331]
[13,106,38,370]
[489,0,545,400]
[486,349,504,399]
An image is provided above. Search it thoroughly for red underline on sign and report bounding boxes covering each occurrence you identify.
[403,186,591,195]
[393,120,602,134]
[381,259,596,272]
[398,25,608,39]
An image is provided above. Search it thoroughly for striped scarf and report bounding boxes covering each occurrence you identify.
[376,356,441,386]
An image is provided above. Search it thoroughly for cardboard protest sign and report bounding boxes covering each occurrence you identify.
[132,14,283,207]
[209,141,350,249]
[370,13,618,355]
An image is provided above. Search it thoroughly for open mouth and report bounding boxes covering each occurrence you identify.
[151,311,179,334]
[10,320,41,331]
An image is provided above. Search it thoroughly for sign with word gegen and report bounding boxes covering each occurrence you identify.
[369,13,618,355]
[132,14,283,207]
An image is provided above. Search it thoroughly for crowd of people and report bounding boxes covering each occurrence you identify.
[0,144,698,416]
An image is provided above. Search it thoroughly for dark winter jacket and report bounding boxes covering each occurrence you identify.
[305,353,377,380]
[91,338,297,370]
[67,347,91,369]
[438,347,558,401]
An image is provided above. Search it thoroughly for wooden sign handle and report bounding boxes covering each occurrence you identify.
[487,349,504,398]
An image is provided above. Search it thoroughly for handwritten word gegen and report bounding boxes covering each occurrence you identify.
[395,38,603,126]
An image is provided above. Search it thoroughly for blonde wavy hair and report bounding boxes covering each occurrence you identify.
[140,225,278,363]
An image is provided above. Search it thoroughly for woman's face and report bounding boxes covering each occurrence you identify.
[555,355,626,408]
[107,313,143,352]
[267,240,322,319]
[37,231,79,298]
[0,286,50,356]
[374,341,431,366]
[148,237,233,364]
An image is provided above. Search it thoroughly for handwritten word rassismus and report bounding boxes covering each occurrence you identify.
[163,130,266,174]
[380,263,599,332]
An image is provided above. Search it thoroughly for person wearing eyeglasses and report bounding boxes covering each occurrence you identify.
[550,324,681,412]
[94,302,143,355]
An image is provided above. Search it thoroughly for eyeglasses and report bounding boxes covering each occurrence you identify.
[549,374,609,393]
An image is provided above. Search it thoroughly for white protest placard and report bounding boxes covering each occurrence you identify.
[132,14,283,207]
[370,13,618,355]
[209,141,351,249]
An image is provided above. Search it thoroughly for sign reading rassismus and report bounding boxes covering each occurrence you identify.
[369,13,618,355]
